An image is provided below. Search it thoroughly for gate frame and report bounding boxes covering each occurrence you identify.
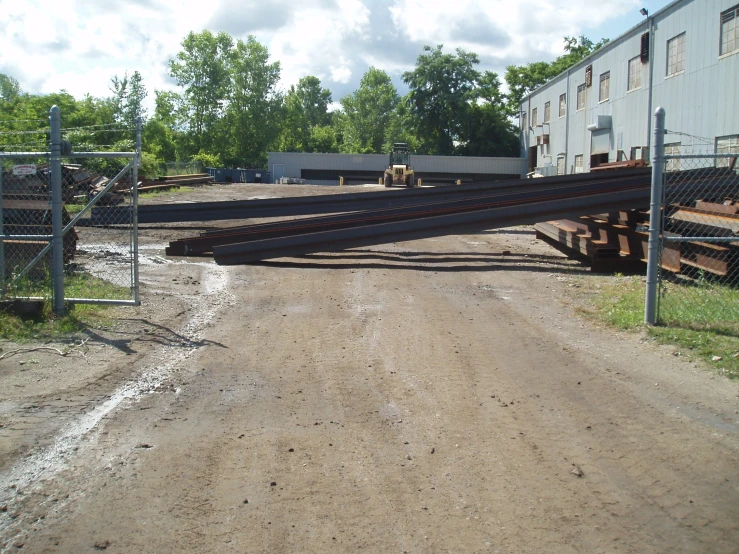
[0,106,141,314]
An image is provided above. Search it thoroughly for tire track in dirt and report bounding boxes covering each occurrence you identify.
[0,261,234,548]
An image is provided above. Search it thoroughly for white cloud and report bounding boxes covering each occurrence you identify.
[0,0,644,111]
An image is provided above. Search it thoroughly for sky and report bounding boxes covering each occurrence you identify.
[0,0,673,112]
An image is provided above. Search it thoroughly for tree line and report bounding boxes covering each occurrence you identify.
[0,32,606,172]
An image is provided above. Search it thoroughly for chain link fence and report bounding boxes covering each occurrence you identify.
[657,152,739,330]
[60,155,138,303]
[0,108,140,311]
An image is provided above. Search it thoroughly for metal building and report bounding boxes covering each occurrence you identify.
[520,0,739,175]
[267,152,527,185]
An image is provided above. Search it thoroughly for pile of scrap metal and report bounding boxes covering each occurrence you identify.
[536,169,739,275]
[0,198,78,277]
[2,164,127,205]
[2,166,215,208]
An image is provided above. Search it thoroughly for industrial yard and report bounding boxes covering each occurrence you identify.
[0,182,737,552]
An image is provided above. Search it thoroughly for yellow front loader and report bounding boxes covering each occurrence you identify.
[383,143,417,188]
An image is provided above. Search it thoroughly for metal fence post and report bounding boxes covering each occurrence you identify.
[645,107,665,325]
[0,166,5,297]
[50,105,65,315]
[133,117,141,305]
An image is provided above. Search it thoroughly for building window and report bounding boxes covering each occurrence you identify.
[532,108,538,127]
[721,5,738,56]
[556,155,565,175]
[666,33,686,76]
[715,135,739,168]
[544,101,550,124]
[522,111,527,131]
[630,146,648,161]
[599,72,610,102]
[559,93,566,117]
[664,142,681,172]
[577,84,586,111]
[574,155,584,173]
[628,56,642,91]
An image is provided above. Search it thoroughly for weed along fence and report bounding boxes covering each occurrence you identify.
[645,108,739,331]
[0,106,141,314]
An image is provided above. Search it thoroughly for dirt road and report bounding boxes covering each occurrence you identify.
[0,184,737,553]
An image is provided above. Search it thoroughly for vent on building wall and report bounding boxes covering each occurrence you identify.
[640,32,650,62]
[585,65,593,87]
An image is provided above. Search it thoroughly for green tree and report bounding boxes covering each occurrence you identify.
[382,98,420,154]
[0,74,21,103]
[277,76,332,152]
[340,67,399,154]
[110,70,148,127]
[223,36,282,167]
[457,71,518,157]
[403,45,481,155]
[504,36,609,116]
[169,30,234,153]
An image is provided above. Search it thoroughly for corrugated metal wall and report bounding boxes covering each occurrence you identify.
[521,0,739,174]
[267,152,527,185]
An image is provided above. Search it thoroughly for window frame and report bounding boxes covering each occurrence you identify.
[574,154,584,173]
[532,107,538,127]
[666,32,686,76]
[559,93,566,118]
[556,155,565,175]
[664,142,681,172]
[715,134,739,168]
[576,84,586,111]
[544,101,551,124]
[720,5,738,56]
[599,71,610,102]
[627,56,642,91]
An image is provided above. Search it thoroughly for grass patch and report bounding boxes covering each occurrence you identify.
[579,274,739,379]
[0,271,129,342]
[64,202,86,215]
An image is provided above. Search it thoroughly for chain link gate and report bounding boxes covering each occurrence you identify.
[0,106,140,312]
[645,108,739,329]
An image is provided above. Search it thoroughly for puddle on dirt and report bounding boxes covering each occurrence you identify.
[0,262,235,527]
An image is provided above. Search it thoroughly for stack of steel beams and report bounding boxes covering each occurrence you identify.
[150,167,731,266]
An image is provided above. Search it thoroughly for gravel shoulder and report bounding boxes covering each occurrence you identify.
[0,183,737,553]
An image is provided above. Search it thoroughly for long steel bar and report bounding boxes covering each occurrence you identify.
[0,152,50,158]
[0,165,4,295]
[169,175,652,255]
[214,187,653,265]
[50,106,64,315]
[20,296,139,306]
[663,236,739,242]
[645,107,665,325]
[133,117,141,305]
[0,235,52,240]
[93,169,652,225]
[68,152,138,159]
[170,169,729,257]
